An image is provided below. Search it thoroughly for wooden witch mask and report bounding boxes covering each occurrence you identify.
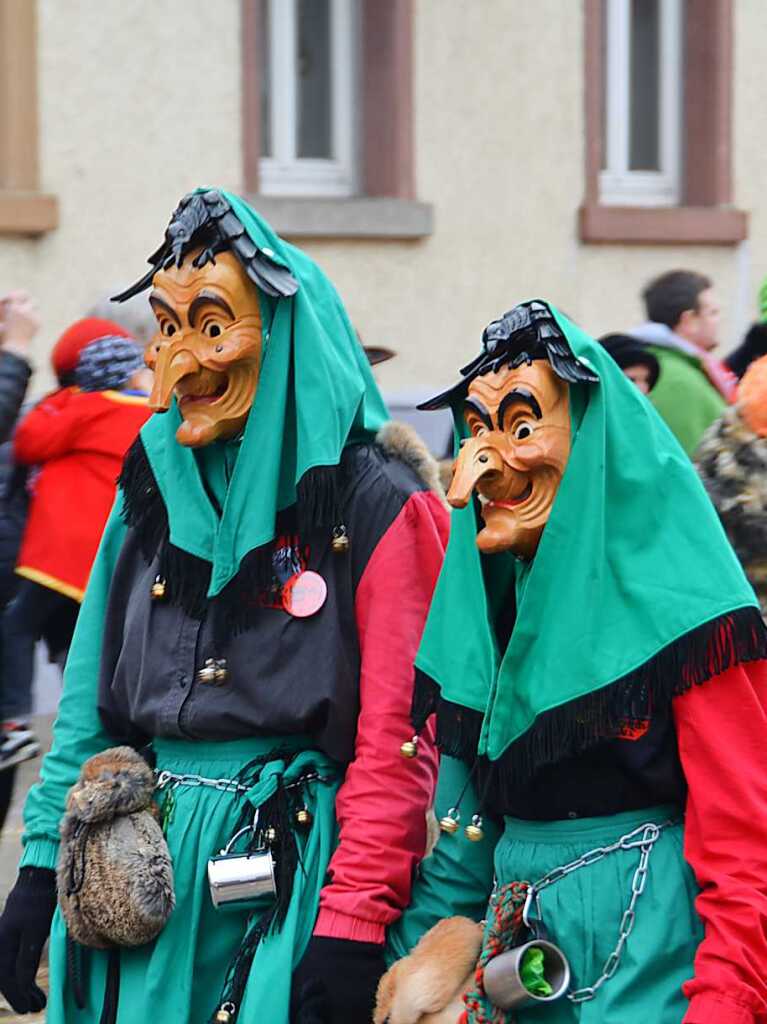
[420,301,597,560]
[112,189,298,448]
[146,250,263,447]
[450,361,571,559]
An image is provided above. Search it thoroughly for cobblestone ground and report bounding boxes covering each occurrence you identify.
[0,713,55,1023]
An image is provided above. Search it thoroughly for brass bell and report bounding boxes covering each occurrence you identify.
[331,526,350,554]
[263,826,278,845]
[151,576,166,600]
[439,808,460,834]
[214,1004,235,1024]
[197,658,218,684]
[198,658,228,685]
[296,807,313,828]
[400,736,419,759]
[464,814,485,842]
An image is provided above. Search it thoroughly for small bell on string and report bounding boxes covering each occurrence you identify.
[464,814,485,842]
[400,735,419,759]
[296,807,313,828]
[331,525,350,554]
[214,1003,236,1024]
[439,808,460,834]
[263,826,278,845]
[151,576,167,600]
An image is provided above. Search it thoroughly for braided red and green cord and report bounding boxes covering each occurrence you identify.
[460,881,530,1024]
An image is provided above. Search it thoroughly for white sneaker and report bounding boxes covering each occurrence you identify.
[0,725,41,769]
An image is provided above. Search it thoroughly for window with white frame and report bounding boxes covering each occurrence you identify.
[259,0,357,197]
[600,0,683,207]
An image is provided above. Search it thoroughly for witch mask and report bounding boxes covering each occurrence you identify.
[420,301,597,560]
[450,361,571,558]
[146,250,263,447]
[112,188,299,449]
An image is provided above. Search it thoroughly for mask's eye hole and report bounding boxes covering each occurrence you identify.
[513,422,534,441]
[160,321,176,337]
[205,323,223,338]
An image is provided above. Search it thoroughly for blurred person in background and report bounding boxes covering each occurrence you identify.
[724,275,767,380]
[598,333,660,395]
[0,292,38,831]
[87,289,157,347]
[696,354,767,618]
[630,270,736,455]
[0,319,151,769]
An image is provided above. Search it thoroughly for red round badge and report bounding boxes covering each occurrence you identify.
[282,571,328,618]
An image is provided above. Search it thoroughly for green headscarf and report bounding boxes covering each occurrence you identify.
[120,189,388,602]
[414,305,763,775]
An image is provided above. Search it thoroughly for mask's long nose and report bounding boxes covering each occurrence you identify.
[150,348,201,411]
[447,436,505,508]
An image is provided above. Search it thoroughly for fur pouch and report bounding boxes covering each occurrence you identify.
[57,746,175,949]
[374,917,483,1024]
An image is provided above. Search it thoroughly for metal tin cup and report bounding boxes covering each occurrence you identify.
[207,823,277,913]
[207,850,276,911]
[483,940,571,1010]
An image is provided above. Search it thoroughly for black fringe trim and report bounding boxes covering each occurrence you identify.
[117,439,343,642]
[413,606,767,785]
[296,464,342,538]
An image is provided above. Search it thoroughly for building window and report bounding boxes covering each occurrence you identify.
[259,0,357,198]
[600,0,683,207]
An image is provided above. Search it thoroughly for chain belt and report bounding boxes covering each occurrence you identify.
[153,769,325,794]
[520,818,677,1003]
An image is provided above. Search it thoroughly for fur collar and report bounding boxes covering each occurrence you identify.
[376,420,448,506]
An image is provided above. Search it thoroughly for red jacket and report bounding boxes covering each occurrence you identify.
[14,387,151,600]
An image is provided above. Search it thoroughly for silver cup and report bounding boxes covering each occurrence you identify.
[483,940,571,1009]
[207,849,277,911]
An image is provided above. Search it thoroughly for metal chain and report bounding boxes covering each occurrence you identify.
[154,770,249,794]
[521,819,675,1004]
[153,768,326,795]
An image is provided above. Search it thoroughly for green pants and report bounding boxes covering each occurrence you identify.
[492,806,703,1024]
[46,736,341,1024]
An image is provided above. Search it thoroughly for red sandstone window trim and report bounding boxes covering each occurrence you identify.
[0,0,57,235]
[580,0,747,246]
[241,0,415,201]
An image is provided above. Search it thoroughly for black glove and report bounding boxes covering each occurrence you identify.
[290,936,386,1024]
[0,866,57,1014]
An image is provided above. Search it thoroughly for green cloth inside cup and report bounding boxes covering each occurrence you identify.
[520,946,554,997]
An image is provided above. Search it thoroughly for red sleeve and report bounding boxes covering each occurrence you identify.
[314,490,449,943]
[673,661,767,1024]
[13,388,83,464]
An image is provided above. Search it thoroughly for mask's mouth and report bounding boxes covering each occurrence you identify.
[484,481,533,510]
[175,373,229,409]
[178,384,228,407]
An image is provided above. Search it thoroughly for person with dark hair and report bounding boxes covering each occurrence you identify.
[723,275,767,380]
[630,269,736,455]
[378,300,767,1024]
[598,333,659,395]
[0,189,448,1024]
[0,319,151,769]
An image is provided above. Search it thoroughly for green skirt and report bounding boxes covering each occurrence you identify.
[492,806,703,1024]
[46,736,341,1024]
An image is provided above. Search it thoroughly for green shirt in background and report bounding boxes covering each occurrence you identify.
[649,346,726,456]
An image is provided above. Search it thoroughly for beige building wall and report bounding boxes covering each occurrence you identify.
[0,1,764,400]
